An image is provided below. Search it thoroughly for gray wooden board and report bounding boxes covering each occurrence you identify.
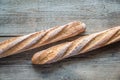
[0,0,120,80]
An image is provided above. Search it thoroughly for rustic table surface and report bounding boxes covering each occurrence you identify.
[0,0,120,80]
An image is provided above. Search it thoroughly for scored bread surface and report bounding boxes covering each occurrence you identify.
[0,21,86,58]
[32,26,120,64]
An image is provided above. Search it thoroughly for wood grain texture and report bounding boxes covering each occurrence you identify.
[0,0,120,80]
[0,0,120,35]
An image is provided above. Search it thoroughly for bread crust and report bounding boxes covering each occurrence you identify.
[0,21,85,58]
[32,26,120,64]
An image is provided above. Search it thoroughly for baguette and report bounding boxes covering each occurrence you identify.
[0,21,86,58]
[32,26,120,64]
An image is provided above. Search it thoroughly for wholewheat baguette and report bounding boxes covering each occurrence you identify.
[32,26,120,64]
[0,21,86,58]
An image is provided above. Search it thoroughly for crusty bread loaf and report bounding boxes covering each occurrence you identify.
[32,26,120,64]
[0,21,86,58]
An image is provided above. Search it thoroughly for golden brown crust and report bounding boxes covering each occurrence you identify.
[32,26,120,64]
[0,21,86,58]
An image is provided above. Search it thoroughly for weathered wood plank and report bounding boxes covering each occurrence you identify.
[0,40,120,80]
[0,0,120,35]
[0,18,120,35]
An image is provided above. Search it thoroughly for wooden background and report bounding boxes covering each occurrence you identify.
[0,0,120,80]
